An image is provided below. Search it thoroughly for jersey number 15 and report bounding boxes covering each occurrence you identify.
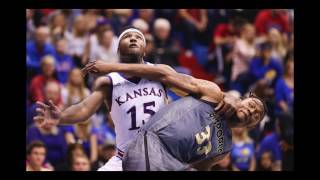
[127,101,155,130]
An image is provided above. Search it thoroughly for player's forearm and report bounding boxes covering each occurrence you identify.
[59,103,89,124]
[60,92,104,124]
[106,63,201,94]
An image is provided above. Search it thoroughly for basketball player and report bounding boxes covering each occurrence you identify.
[81,61,266,171]
[33,27,169,171]
[34,28,238,171]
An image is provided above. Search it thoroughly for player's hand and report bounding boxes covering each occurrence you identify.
[215,93,240,119]
[33,100,61,127]
[81,60,110,77]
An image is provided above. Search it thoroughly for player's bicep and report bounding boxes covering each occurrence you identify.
[81,76,110,114]
[155,64,194,96]
[197,80,224,103]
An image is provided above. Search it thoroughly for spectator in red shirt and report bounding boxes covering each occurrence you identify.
[212,18,245,48]
[29,55,61,103]
[255,9,290,36]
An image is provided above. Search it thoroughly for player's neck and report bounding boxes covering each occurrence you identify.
[120,54,144,64]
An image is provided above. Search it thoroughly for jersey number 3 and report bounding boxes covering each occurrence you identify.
[127,101,155,130]
[195,125,212,155]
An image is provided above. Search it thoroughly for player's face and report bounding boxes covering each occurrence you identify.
[235,97,264,128]
[118,31,145,63]
[28,147,46,167]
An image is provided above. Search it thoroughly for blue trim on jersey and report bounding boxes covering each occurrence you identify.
[118,72,141,84]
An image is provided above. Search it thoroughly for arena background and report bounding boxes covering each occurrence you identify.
[26,9,294,171]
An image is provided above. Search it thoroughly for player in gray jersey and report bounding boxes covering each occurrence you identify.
[82,61,266,171]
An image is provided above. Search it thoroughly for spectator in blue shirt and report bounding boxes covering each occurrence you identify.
[27,26,55,75]
[53,38,75,84]
[249,42,283,88]
[274,52,294,171]
[257,151,275,171]
[275,53,294,114]
[230,127,256,171]
[26,122,68,169]
[256,132,282,170]
[63,120,98,163]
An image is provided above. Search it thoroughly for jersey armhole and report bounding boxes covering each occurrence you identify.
[106,75,113,112]
[161,83,169,102]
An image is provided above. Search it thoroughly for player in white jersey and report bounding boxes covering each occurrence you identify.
[33,27,168,171]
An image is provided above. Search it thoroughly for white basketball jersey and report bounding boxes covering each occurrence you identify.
[107,66,167,152]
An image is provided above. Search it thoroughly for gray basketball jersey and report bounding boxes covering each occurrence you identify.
[139,96,233,163]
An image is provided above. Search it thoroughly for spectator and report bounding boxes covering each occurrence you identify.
[268,28,287,62]
[275,53,294,171]
[249,42,283,88]
[27,26,55,75]
[85,26,119,65]
[27,82,67,168]
[29,55,61,103]
[72,154,91,171]
[64,120,99,163]
[154,9,177,26]
[55,142,87,171]
[26,140,53,171]
[91,142,116,170]
[257,151,275,171]
[211,17,245,49]
[230,23,256,94]
[275,53,294,114]
[61,68,90,108]
[27,116,68,169]
[230,127,256,171]
[207,17,247,87]
[60,67,92,145]
[255,9,290,36]
[138,9,155,28]
[28,80,63,128]
[82,9,101,33]
[53,38,75,84]
[144,34,156,63]
[48,11,70,42]
[132,18,149,34]
[94,113,116,147]
[153,18,179,67]
[256,132,282,171]
[27,9,36,41]
[178,9,209,48]
[111,9,134,36]
[66,14,89,67]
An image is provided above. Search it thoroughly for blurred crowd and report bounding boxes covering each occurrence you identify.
[26,9,294,171]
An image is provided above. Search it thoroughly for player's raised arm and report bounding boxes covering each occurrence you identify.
[34,76,110,126]
[82,60,223,102]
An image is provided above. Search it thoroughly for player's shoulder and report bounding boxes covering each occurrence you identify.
[93,75,112,91]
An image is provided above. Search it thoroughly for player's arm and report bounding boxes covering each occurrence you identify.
[82,61,223,103]
[34,76,110,125]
